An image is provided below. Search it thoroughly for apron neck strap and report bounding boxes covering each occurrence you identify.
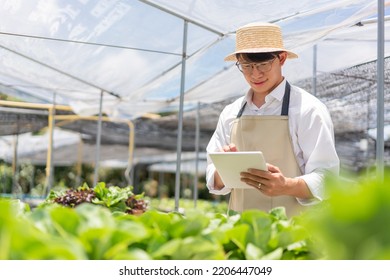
[237,81,291,118]
[281,81,291,116]
[236,101,247,118]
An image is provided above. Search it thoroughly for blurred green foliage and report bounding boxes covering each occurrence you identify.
[302,173,390,259]
[2,172,390,260]
[147,197,228,214]
[0,198,310,260]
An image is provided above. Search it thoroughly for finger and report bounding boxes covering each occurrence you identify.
[266,163,281,173]
[228,143,238,152]
[222,144,238,152]
[222,145,230,152]
[247,168,271,178]
[240,176,264,188]
[240,172,270,188]
[240,172,260,182]
[253,181,266,192]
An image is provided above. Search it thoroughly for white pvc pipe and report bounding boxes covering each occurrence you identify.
[93,90,104,186]
[193,101,200,208]
[376,0,385,180]
[174,20,188,212]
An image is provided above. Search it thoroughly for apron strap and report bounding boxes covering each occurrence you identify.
[236,81,291,118]
[236,102,247,118]
[281,81,291,116]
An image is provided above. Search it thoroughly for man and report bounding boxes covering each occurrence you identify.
[206,22,340,216]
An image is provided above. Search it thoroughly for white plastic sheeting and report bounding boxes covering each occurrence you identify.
[0,128,80,163]
[0,0,389,119]
[148,160,207,175]
[0,128,176,166]
[369,125,390,141]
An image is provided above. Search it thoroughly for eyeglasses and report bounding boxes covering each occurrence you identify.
[235,57,277,74]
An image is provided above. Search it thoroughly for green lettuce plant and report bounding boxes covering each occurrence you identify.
[301,173,390,259]
[0,197,311,260]
[42,182,147,214]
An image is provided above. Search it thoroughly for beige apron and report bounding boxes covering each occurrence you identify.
[229,82,304,217]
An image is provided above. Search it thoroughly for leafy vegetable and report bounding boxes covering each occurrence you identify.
[0,198,311,260]
[3,173,390,260]
[302,174,390,259]
[43,183,147,215]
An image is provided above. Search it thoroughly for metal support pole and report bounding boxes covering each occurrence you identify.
[124,121,135,187]
[376,0,385,180]
[312,44,317,96]
[158,171,164,199]
[76,136,83,187]
[193,102,200,208]
[45,92,56,195]
[45,107,54,193]
[12,132,19,194]
[93,90,104,186]
[174,20,188,212]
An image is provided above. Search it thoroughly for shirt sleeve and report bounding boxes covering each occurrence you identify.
[205,107,234,195]
[206,160,232,195]
[295,100,340,205]
[297,171,326,205]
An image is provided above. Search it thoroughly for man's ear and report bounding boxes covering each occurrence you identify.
[279,52,288,66]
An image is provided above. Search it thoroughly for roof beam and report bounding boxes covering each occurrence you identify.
[138,0,225,36]
[0,31,182,57]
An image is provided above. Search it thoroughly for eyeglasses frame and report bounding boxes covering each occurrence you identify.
[235,55,279,74]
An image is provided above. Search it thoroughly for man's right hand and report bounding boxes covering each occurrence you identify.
[213,143,238,189]
[222,143,238,152]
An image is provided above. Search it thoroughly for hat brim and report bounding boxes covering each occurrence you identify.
[224,48,298,61]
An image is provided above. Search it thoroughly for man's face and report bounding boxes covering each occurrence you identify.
[238,52,287,96]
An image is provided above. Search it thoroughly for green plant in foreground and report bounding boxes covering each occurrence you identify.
[15,172,390,260]
[0,197,311,260]
[147,197,228,214]
[302,174,390,259]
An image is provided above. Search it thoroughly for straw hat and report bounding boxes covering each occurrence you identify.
[224,22,298,61]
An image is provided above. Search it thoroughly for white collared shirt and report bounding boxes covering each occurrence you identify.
[206,79,340,205]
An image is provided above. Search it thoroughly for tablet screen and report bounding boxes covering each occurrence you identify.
[209,151,267,189]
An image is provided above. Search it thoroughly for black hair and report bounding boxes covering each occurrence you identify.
[236,51,282,62]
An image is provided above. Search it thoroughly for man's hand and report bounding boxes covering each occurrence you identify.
[213,143,238,189]
[222,143,238,152]
[240,163,313,199]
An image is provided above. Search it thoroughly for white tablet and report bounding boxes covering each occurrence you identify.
[209,151,267,189]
